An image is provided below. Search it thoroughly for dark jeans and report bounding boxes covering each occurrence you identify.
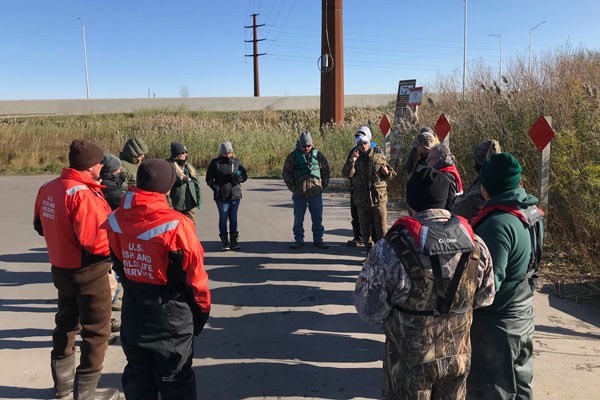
[51,262,112,374]
[215,199,240,235]
[292,194,324,242]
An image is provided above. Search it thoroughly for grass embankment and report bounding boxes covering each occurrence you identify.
[1,50,599,285]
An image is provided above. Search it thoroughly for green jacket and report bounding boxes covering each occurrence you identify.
[167,159,201,212]
[474,187,543,311]
[119,137,148,188]
[342,148,395,208]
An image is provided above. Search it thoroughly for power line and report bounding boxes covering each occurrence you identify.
[265,0,297,53]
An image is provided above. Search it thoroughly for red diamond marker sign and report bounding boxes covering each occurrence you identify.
[434,114,451,142]
[529,115,555,152]
[379,114,391,137]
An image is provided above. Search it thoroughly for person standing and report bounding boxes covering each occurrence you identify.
[205,141,248,251]
[101,159,211,400]
[119,136,148,188]
[452,140,502,221]
[282,131,331,249]
[467,153,544,400]
[353,167,495,399]
[426,143,464,210]
[404,127,438,175]
[346,126,383,247]
[167,141,202,224]
[342,134,395,254]
[33,139,119,400]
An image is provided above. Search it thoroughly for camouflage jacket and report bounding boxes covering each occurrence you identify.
[342,148,396,208]
[452,176,485,221]
[282,146,330,197]
[353,209,495,324]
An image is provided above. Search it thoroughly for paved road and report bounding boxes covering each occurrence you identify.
[0,176,599,399]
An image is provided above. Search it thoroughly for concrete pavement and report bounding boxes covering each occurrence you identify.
[0,176,598,399]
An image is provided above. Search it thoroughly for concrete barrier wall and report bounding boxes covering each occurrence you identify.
[0,94,396,116]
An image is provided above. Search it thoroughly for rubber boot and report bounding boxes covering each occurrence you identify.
[51,353,75,399]
[230,231,240,250]
[74,372,120,400]
[220,233,230,251]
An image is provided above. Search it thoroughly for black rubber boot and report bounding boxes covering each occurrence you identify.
[51,353,75,399]
[220,233,230,251]
[230,231,240,250]
[74,372,120,400]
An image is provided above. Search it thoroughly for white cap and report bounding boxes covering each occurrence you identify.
[355,126,372,141]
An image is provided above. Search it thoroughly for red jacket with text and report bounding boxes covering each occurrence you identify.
[100,187,210,313]
[33,168,111,269]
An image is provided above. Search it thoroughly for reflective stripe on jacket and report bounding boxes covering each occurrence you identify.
[101,187,210,312]
[33,168,111,269]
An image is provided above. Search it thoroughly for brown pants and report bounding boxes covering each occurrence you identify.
[51,261,112,374]
[357,204,387,250]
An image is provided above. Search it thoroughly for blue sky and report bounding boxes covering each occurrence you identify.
[1,0,598,100]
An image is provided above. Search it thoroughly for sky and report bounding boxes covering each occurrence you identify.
[1,0,599,100]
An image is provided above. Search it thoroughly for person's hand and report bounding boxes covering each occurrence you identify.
[351,150,359,162]
[380,163,390,176]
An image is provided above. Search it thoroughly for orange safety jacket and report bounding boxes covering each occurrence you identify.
[100,187,210,313]
[33,168,111,269]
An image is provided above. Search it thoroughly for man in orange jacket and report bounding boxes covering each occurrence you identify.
[33,139,119,400]
[101,158,211,400]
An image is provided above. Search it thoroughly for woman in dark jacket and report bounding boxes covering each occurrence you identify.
[100,153,126,211]
[205,141,248,251]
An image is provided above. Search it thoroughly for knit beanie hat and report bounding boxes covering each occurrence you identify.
[170,141,187,158]
[220,141,233,154]
[478,152,522,196]
[406,167,450,212]
[355,126,372,141]
[474,140,502,171]
[299,131,313,146]
[100,153,121,175]
[69,139,104,171]
[123,137,148,157]
[136,159,176,194]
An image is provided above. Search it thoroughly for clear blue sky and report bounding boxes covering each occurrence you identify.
[1,0,598,100]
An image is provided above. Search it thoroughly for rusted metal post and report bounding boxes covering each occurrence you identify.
[319,0,344,127]
[245,14,265,97]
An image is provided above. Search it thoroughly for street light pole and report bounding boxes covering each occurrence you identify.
[462,0,467,100]
[529,21,546,73]
[489,34,502,83]
[78,17,90,99]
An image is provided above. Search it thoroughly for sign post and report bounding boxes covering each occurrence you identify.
[379,114,391,157]
[393,79,416,123]
[528,115,555,214]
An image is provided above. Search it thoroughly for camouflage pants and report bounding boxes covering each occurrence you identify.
[382,344,469,400]
[357,204,387,250]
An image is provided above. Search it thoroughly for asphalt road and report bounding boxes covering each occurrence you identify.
[0,176,598,400]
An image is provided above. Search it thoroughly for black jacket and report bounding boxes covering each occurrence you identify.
[205,156,248,201]
[100,172,126,210]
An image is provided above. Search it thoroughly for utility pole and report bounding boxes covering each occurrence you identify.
[78,17,90,99]
[245,14,265,97]
[462,0,467,100]
[319,0,344,127]
[529,21,546,73]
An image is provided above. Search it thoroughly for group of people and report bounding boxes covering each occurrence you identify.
[351,129,544,399]
[33,137,247,399]
[33,125,544,400]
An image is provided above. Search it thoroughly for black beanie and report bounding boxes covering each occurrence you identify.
[406,167,450,212]
[171,141,187,158]
[69,139,104,171]
[136,159,176,194]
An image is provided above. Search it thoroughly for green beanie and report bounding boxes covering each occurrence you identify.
[478,152,522,196]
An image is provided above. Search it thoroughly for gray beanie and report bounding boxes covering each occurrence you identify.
[101,153,121,175]
[220,141,233,154]
[299,131,313,146]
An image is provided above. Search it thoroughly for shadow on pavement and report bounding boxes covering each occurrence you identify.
[546,293,600,329]
[208,264,357,284]
[0,269,52,287]
[0,251,49,264]
[201,240,364,258]
[0,386,54,399]
[536,324,600,340]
